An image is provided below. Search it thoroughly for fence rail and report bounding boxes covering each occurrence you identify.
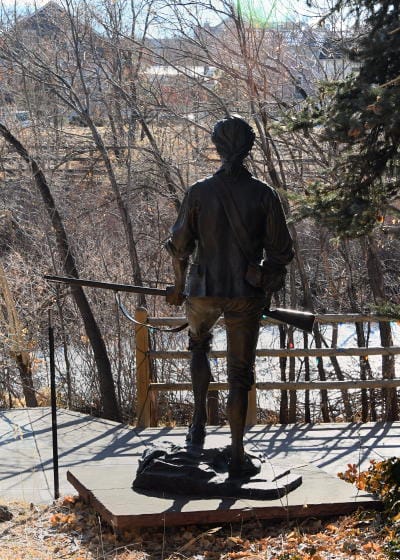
[134,308,400,428]
[147,313,397,326]
[149,346,400,359]
[149,379,400,392]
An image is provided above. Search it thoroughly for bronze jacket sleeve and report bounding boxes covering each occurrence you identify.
[263,189,294,269]
[164,191,197,260]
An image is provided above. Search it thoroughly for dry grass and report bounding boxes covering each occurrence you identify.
[0,496,394,560]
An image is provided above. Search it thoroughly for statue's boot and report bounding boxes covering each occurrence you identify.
[227,386,261,478]
[228,452,261,479]
[186,424,206,446]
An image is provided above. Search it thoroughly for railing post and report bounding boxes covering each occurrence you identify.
[246,383,257,426]
[135,307,152,428]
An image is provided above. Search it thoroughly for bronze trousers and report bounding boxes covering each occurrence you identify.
[186,297,267,391]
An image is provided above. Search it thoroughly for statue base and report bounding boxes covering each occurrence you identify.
[132,442,302,500]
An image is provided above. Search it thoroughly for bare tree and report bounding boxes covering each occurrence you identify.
[0,260,38,407]
[0,122,121,421]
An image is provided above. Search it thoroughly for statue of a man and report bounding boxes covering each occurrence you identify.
[165,116,294,478]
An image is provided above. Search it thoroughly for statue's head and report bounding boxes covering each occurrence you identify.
[211,115,255,174]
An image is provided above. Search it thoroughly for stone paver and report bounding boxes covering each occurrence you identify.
[1,407,399,504]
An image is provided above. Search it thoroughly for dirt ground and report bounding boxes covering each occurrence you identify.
[0,495,394,560]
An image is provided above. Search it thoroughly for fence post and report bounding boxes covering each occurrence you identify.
[246,384,257,426]
[135,307,152,428]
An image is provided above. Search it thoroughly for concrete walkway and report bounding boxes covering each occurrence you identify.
[1,407,399,504]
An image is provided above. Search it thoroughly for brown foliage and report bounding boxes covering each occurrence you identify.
[0,495,392,560]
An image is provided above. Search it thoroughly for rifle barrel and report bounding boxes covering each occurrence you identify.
[44,275,316,333]
[44,275,167,296]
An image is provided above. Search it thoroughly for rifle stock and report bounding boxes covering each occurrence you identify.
[44,275,315,333]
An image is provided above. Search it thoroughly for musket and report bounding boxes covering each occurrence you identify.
[44,275,315,333]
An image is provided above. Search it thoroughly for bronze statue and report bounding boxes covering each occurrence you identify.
[165,116,294,478]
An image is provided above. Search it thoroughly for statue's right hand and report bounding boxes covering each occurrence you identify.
[165,286,186,306]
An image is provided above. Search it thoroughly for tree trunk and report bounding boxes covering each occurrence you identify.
[279,324,288,424]
[364,235,398,421]
[303,332,311,423]
[85,120,146,308]
[290,226,330,422]
[15,353,38,407]
[313,326,330,422]
[0,123,121,422]
[355,322,371,421]
[341,241,371,420]
[319,326,353,421]
[56,294,73,408]
[288,262,297,423]
[0,262,38,408]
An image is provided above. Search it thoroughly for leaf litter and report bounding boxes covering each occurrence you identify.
[0,494,394,560]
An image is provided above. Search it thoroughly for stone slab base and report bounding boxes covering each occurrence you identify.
[67,462,380,530]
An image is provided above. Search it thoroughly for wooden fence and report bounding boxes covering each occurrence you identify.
[134,309,400,428]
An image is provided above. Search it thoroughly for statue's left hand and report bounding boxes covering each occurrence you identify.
[165,286,186,306]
